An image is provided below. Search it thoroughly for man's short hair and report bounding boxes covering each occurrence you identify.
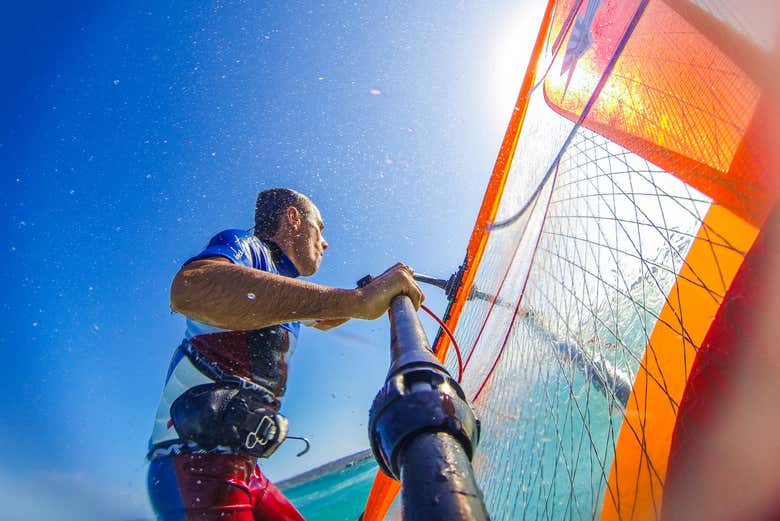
[254,188,311,240]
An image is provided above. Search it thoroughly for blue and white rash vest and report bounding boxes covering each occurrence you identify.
[148,229,301,459]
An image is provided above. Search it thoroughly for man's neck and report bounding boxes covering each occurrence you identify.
[263,238,300,278]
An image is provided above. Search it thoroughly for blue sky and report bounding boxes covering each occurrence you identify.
[2,1,543,519]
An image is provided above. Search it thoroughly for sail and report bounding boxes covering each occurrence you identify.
[363,0,780,519]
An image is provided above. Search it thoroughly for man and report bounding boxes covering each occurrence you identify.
[147,188,424,521]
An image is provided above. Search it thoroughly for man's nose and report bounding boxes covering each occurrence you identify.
[321,238,329,250]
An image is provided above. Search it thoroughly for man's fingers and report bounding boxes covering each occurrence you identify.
[359,264,422,316]
[377,262,414,279]
[390,262,407,273]
[374,263,403,280]
[408,290,422,310]
[404,278,425,310]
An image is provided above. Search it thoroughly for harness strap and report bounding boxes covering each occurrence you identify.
[180,341,279,406]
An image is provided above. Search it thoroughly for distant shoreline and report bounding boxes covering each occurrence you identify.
[277,448,375,490]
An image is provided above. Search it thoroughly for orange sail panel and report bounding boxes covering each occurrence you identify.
[598,204,758,521]
[543,0,779,227]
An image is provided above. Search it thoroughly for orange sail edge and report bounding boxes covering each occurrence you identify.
[359,1,559,519]
[433,0,558,362]
[598,204,760,521]
[360,472,401,521]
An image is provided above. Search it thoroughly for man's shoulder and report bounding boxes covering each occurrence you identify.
[185,229,267,269]
[209,228,253,243]
[207,229,267,252]
[214,230,273,269]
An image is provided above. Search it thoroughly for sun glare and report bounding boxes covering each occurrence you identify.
[487,3,548,128]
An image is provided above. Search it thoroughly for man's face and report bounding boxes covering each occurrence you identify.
[289,202,328,276]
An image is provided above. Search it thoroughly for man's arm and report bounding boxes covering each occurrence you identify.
[170,258,423,330]
[311,318,350,331]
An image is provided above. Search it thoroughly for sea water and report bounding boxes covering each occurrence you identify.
[281,457,378,521]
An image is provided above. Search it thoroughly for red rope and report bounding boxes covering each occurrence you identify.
[421,304,464,384]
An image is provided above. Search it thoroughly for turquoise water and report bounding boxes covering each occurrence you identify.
[281,458,378,521]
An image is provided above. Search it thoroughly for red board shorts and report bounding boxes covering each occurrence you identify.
[147,453,305,521]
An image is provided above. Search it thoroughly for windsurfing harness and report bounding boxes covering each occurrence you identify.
[156,339,290,459]
[147,230,301,460]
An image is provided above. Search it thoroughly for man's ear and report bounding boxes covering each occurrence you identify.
[286,206,302,230]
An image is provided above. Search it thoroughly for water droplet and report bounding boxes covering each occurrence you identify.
[113,79,120,85]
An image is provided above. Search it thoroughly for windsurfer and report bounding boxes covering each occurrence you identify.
[146,188,424,521]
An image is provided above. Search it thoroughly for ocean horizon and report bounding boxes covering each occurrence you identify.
[280,450,380,521]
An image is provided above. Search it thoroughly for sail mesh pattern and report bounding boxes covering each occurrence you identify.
[430,0,765,518]
[448,124,717,520]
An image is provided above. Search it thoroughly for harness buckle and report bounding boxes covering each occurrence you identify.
[245,415,276,449]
